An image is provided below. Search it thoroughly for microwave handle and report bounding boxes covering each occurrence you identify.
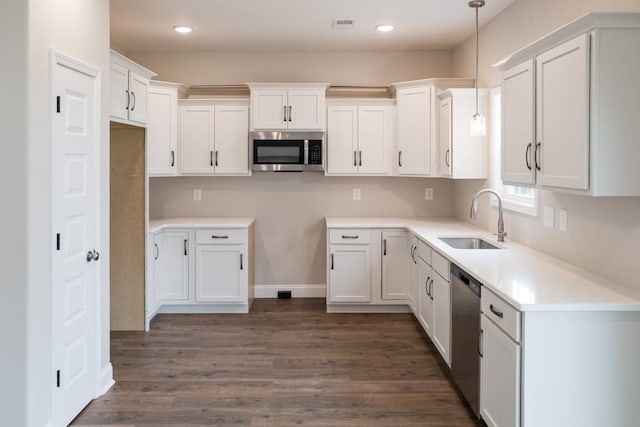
[304,140,309,165]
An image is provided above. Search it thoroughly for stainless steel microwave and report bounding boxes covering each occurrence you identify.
[250,131,325,172]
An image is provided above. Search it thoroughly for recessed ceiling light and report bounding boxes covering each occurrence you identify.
[173,25,193,34]
[376,24,395,33]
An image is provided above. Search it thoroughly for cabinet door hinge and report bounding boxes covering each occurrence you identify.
[56,370,61,388]
[56,96,61,113]
[56,233,61,251]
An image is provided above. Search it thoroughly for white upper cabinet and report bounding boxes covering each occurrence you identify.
[392,79,475,177]
[499,13,640,196]
[147,81,184,176]
[501,60,536,185]
[109,50,156,126]
[247,83,328,130]
[178,100,250,176]
[437,88,488,179]
[326,102,394,176]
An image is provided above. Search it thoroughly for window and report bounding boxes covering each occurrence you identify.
[490,87,539,217]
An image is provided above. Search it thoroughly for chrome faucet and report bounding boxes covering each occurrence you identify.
[470,189,507,242]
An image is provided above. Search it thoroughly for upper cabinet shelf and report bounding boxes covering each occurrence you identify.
[247,83,329,131]
[498,12,640,196]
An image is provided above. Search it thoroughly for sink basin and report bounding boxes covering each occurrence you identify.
[439,237,501,250]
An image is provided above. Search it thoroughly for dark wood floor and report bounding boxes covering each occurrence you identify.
[73,299,482,426]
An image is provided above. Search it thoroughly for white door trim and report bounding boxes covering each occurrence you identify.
[50,50,105,425]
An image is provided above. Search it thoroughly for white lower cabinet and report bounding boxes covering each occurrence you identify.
[407,234,418,313]
[381,231,409,301]
[153,230,190,304]
[417,257,433,337]
[480,314,521,427]
[328,244,372,303]
[148,224,254,323]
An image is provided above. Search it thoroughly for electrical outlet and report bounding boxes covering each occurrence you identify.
[193,189,202,201]
[543,206,554,228]
[425,188,434,200]
[353,188,361,201]
[558,209,568,231]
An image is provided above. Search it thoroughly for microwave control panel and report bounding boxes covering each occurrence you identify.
[309,140,322,165]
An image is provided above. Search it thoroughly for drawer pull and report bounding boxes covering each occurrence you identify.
[211,235,229,239]
[489,304,504,318]
[240,253,243,270]
[184,239,188,256]
[341,235,359,239]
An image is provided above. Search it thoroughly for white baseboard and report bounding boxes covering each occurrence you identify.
[255,284,326,298]
[327,304,411,313]
[98,363,115,396]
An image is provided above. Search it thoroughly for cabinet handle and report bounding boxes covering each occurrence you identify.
[171,150,175,167]
[240,253,243,270]
[525,143,532,170]
[125,90,130,110]
[489,304,504,318]
[479,328,484,358]
[445,149,450,167]
[210,150,214,167]
[353,150,357,167]
[288,105,292,122]
[215,150,219,167]
[184,239,188,256]
[426,276,431,296]
[411,246,417,264]
[535,142,541,171]
[383,239,387,256]
[398,151,403,167]
[330,253,334,270]
[341,235,359,239]
[154,243,159,260]
[131,91,136,111]
[211,235,229,239]
[283,105,287,122]
[429,279,434,300]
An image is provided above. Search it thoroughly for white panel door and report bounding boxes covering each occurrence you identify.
[396,87,431,175]
[213,106,249,174]
[147,86,177,176]
[128,72,148,124]
[196,246,245,303]
[328,245,371,303]
[480,315,521,427]
[288,89,325,130]
[251,89,288,130]
[157,231,190,302]
[501,59,536,185]
[327,106,358,175]
[438,97,453,177]
[358,106,392,175]
[179,105,214,174]
[109,62,128,120]
[432,273,451,365]
[536,34,590,190]
[381,231,409,301]
[417,259,433,336]
[52,55,98,427]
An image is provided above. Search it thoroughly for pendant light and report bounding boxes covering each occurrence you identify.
[469,0,486,136]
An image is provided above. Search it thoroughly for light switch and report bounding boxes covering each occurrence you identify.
[543,206,554,228]
[353,188,361,201]
[559,209,568,231]
[193,189,202,201]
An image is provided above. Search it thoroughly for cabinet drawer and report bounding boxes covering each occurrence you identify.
[416,239,432,265]
[482,288,521,343]
[329,229,370,245]
[432,250,449,281]
[195,229,245,245]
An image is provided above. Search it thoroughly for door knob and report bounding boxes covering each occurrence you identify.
[86,250,100,262]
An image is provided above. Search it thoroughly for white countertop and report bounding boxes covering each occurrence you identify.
[326,217,640,312]
[149,217,255,232]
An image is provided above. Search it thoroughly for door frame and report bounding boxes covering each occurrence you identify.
[50,50,104,423]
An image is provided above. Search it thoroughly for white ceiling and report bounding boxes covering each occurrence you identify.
[110,0,515,52]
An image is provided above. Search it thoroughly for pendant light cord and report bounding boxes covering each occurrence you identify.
[475,4,479,116]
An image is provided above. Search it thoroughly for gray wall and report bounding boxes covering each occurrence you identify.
[452,0,640,290]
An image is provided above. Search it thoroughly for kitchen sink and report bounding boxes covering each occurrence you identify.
[439,237,501,250]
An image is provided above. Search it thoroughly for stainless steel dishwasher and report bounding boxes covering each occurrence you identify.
[450,263,482,418]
